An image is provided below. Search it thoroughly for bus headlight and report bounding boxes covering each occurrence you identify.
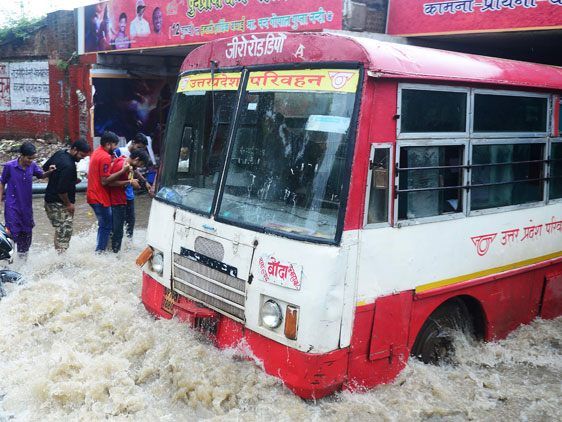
[151,251,164,275]
[261,300,283,329]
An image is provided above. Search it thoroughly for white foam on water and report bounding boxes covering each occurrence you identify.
[0,229,560,421]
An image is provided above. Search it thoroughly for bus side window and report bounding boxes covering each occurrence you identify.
[471,143,545,210]
[366,146,390,225]
[558,100,561,136]
[397,145,464,220]
[552,141,562,200]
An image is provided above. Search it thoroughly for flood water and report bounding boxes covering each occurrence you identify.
[0,194,560,421]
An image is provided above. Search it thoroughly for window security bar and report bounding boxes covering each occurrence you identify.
[396,177,549,195]
[396,164,469,172]
[396,159,549,173]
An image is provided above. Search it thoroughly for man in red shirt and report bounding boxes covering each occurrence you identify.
[109,148,149,253]
[87,131,122,252]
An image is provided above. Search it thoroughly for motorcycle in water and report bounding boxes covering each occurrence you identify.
[0,223,22,298]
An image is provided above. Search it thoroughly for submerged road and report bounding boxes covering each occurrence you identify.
[30,192,152,245]
[0,194,559,420]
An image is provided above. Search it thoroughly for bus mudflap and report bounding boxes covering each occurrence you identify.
[345,292,413,391]
[368,291,413,362]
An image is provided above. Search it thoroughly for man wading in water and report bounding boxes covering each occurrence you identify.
[114,132,154,239]
[0,142,56,258]
[43,139,91,252]
[109,148,149,253]
[87,131,120,253]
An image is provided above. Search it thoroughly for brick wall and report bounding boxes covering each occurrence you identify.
[0,10,91,142]
[344,0,388,34]
[0,10,77,60]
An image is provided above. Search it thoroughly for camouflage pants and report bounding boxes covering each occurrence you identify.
[44,202,74,252]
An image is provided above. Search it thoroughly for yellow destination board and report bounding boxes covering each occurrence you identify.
[177,69,360,93]
[247,69,359,93]
[177,72,241,92]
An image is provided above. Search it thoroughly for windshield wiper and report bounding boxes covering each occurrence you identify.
[206,60,219,171]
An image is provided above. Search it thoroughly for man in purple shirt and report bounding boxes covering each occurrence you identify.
[0,142,55,256]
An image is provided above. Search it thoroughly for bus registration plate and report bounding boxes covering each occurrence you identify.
[257,255,302,290]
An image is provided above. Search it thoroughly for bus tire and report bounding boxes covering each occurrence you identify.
[410,298,474,365]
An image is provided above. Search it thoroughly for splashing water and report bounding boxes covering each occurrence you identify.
[0,202,560,421]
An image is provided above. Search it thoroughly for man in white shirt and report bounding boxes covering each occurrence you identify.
[130,0,151,38]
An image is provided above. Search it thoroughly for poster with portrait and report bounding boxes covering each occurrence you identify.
[82,0,343,53]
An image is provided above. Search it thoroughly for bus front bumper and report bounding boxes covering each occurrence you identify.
[141,272,349,399]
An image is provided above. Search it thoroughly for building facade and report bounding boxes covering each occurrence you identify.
[0,0,559,144]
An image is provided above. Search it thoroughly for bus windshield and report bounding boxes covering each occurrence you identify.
[158,68,359,242]
[219,89,355,240]
[157,87,238,214]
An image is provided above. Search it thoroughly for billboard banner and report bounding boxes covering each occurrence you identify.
[387,0,562,36]
[83,0,342,53]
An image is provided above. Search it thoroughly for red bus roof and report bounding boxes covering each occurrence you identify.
[181,32,562,91]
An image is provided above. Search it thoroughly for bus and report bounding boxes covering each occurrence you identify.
[138,31,562,399]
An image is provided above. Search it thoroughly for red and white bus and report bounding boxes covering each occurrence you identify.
[139,32,562,399]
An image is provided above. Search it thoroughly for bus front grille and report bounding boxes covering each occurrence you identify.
[172,253,245,322]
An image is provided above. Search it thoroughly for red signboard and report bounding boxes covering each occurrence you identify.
[387,0,562,36]
[83,0,342,53]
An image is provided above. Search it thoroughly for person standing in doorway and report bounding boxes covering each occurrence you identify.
[43,139,91,252]
[87,131,121,252]
[109,149,149,253]
[0,142,56,257]
[114,132,153,239]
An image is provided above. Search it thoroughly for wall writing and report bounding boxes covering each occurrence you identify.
[0,61,50,113]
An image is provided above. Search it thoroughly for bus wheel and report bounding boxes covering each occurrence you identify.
[411,299,474,365]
